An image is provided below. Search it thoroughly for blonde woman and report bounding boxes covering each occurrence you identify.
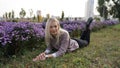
[33,17,93,61]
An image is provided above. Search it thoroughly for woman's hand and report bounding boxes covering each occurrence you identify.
[33,52,46,61]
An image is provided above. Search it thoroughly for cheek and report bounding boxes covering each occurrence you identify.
[56,27,59,31]
[50,27,59,33]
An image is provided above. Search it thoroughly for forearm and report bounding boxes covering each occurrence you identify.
[45,54,53,58]
[44,49,51,54]
[45,53,56,58]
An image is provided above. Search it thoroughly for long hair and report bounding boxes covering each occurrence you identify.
[45,17,62,46]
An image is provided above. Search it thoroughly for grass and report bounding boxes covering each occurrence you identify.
[0,24,120,68]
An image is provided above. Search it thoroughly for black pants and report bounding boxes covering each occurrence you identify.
[73,29,91,48]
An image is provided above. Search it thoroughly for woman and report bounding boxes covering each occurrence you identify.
[33,17,93,61]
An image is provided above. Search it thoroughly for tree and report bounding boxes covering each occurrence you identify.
[97,0,120,21]
[109,0,120,21]
[44,13,50,22]
[5,12,8,19]
[46,13,50,19]
[60,11,64,21]
[19,8,26,18]
[97,0,108,19]
[11,10,15,19]
[33,14,36,22]
[8,12,11,19]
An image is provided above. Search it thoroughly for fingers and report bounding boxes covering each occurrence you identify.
[33,53,46,61]
[40,53,46,60]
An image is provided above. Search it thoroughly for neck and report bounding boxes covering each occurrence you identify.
[51,34,57,39]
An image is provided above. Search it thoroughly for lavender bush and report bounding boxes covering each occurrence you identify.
[0,22,45,56]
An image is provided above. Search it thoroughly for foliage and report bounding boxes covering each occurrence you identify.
[5,12,8,19]
[0,24,120,68]
[0,22,44,56]
[60,11,64,21]
[44,14,50,22]
[109,0,120,21]
[97,0,120,21]
[19,8,26,18]
[0,19,119,57]
[8,12,11,19]
[11,10,14,19]
[97,0,108,19]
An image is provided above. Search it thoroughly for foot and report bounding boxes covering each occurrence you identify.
[86,17,93,28]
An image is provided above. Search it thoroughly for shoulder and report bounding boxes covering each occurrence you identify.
[60,28,69,37]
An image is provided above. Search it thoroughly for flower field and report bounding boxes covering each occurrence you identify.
[0,20,119,57]
[0,21,120,68]
[0,19,120,68]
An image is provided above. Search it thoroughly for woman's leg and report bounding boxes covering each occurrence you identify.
[73,17,93,47]
[73,29,90,48]
[80,17,93,44]
[73,38,88,48]
[80,28,90,44]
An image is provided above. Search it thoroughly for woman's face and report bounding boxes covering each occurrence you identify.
[50,22,59,36]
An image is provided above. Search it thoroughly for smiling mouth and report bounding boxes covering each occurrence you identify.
[51,31,58,34]
[52,32,57,34]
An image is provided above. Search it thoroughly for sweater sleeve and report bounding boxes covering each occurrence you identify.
[53,31,70,57]
[44,44,52,54]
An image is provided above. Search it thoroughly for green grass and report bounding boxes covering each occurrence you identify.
[0,24,120,68]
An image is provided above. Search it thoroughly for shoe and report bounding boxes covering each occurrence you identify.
[86,17,93,28]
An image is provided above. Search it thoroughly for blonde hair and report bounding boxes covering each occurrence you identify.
[45,17,61,46]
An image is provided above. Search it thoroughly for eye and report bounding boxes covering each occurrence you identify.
[50,26,53,28]
[54,25,57,28]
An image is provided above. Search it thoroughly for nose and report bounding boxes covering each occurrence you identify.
[52,27,56,30]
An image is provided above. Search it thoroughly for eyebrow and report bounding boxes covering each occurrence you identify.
[50,24,57,27]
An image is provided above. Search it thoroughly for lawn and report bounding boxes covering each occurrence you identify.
[0,24,120,68]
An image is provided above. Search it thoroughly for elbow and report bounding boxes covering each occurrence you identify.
[55,50,67,57]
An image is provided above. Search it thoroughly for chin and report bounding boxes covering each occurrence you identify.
[51,33,57,36]
[53,34,57,36]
